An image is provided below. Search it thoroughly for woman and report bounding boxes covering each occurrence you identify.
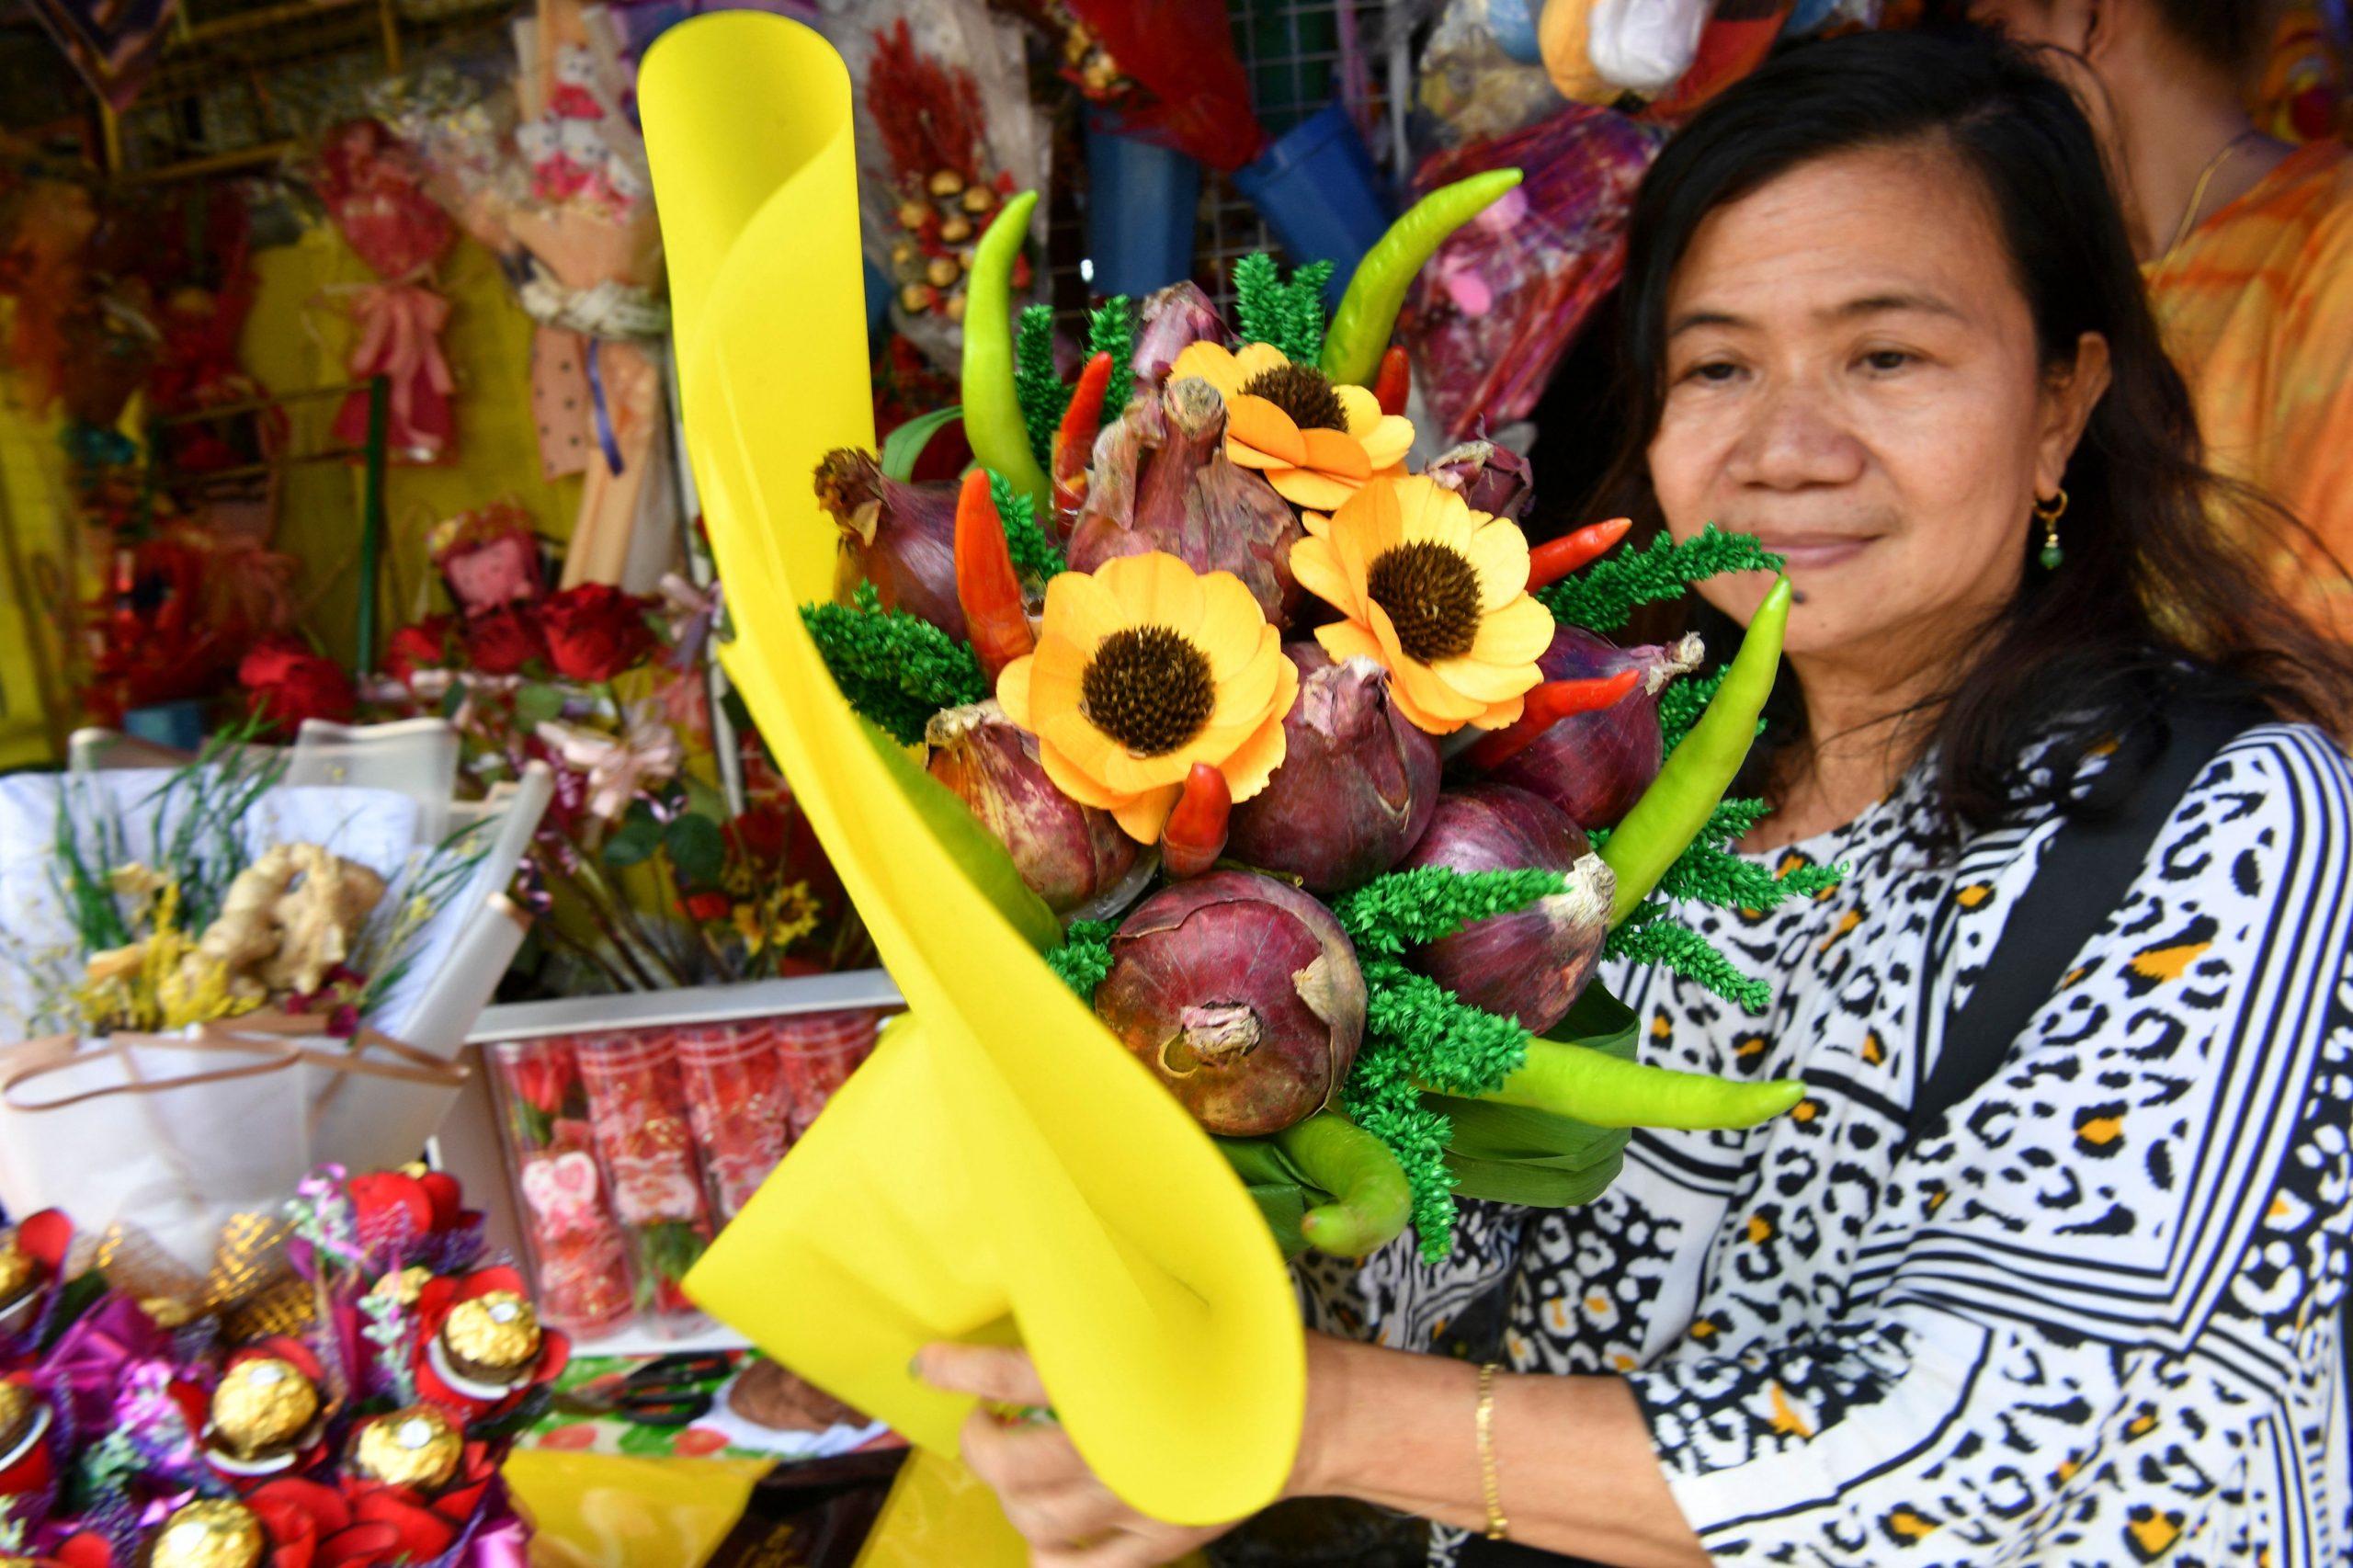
[922,28,2353,1566]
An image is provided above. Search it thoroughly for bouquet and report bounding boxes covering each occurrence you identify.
[0,1165,554,1567]
[641,16,1832,1536]
[313,119,460,466]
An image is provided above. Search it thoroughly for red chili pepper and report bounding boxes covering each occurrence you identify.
[1160,763,1231,879]
[953,468,1036,681]
[1526,518,1632,591]
[1371,346,1411,417]
[1465,669,1643,770]
[1051,351,1115,531]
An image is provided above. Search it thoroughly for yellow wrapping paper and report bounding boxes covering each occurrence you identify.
[638,8,1305,1545]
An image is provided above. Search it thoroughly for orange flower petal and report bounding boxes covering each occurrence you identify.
[1333,382,1381,436]
[1472,692,1526,731]
[1112,784,1185,844]
[1045,569,1130,652]
[994,655,1035,729]
[1467,593,1556,666]
[1206,626,1283,727]
[1381,675,1450,734]
[1038,733,1124,808]
[1028,636,1087,717]
[1225,395,1309,467]
[1358,415,1415,472]
[1289,536,1361,623]
[1098,551,1205,636]
[1368,601,1487,727]
[1464,517,1532,612]
[1392,473,1471,547]
[1234,341,1291,381]
[1327,478,1402,586]
[1194,571,1274,679]
[1299,426,1372,482]
[1225,437,1292,472]
[1218,667,1298,803]
[1104,744,1205,796]
[1170,341,1245,401]
[1429,653,1542,703]
[1313,617,1388,670]
[1267,466,1365,513]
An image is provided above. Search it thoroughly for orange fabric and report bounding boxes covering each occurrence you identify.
[2143,138,2353,639]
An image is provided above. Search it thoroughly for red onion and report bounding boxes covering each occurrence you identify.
[1094,870,1365,1136]
[1483,629,1703,830]
[1396,784,1616,1033]
[814,448,963,639]
[1426,439,1534,524]
[1225,645,1440,893]
[1129,280,1227,396]
[926,702,1145,915]
[1067,376,1303,625]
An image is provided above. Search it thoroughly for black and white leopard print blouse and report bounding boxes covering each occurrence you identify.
[1302,722,2353,1566]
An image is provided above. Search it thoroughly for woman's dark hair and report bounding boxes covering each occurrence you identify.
[1593,24,2352,833]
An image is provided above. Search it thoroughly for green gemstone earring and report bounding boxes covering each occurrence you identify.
[2035,489,2069,570]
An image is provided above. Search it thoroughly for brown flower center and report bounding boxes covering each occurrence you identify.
[1366,542,1483,664]
[1239,364,1347,433]
[1081,625,1217,756]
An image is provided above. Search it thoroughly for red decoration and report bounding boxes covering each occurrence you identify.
[313,121,460,464]
[239,638,360,734]
[540,584,657,684]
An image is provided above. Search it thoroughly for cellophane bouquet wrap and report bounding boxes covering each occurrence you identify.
[640,12,1832,1541]
[0,735,544,1278]
[0,1165,561,1568]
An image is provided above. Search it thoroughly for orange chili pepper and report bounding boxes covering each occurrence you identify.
[1465,669,1643,770]
[1051,351,1116,531]
[1526,518,1632,591]
[1371,346,1411,417]
[1160,763,1231,879]
[953,468,1037,681]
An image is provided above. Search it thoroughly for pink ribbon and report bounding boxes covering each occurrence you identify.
[535,701,683,822]
[347,281,456,458]
[460,1515,532,1568]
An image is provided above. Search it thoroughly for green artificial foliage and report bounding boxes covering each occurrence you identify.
[1656,668,1726,757]
[1047,919,1118,1000]
[991,470,1065,582]
[1087,295,1134,415]
[1602,905,1775,1015]
[1335,866,1567,956]
[1014,303,1069,469]
[801,582,987,745]
[1233,254,1336,367]
[1538,526,1786,633]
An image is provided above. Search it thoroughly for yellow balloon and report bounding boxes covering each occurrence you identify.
[637,9,1305,1540]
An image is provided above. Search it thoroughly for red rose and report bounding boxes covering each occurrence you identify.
[239,638,358,734]
[385,615,458,685]
[682,891,732,923]
[462,605,547,676]
[541,584,657,683]
[725,805,790,866]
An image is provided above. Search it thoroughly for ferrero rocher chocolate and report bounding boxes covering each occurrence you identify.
[209,1356,320,1460]
[374,1267,431,1307]
[0,1230,36,1312]
[351,1403,463,1491]
[442,1290,540,1383]
[147,1497,266,1568]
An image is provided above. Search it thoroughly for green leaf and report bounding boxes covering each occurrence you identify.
[856,714,1063,953]
[664,812,727,886]
[683,775,731,824]
[603,812,663,869]
[438,682,465,721]
[515,683,568,726]
[881,406,963,482]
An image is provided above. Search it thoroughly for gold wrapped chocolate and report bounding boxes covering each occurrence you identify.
[0,1230,35,1308]
[442,1290,540,1378]
[142,1296,196,1329]
[352,1403,463,1491]
[148,1498,266,1568]
[373,1267,432,1307]
[0,1380,39,1460]
[209,1356,320,1459]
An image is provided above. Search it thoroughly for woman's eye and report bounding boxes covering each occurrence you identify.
[1860,348,1914,372]
[1684,360,1742,384]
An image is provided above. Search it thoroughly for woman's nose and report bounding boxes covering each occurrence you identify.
[1725,382,1866,492]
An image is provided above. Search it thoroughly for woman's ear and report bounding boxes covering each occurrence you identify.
[2038,331,2114,496]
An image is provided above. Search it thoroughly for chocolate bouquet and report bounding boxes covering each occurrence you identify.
[0,1165,557,1568]
[640,17,1833,1537]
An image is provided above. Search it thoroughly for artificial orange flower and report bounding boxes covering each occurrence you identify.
[996,551,1300,843]
[1290,475,1552,734]
[1167,340,1414,513]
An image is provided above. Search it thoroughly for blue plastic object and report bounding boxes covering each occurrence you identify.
[1487,0,1543,63]
[124,699,206,753]
[1230,102,1393,307]
[863,257,890,338]
[1083,111,1203,300]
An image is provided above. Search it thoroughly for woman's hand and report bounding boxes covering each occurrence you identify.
[915,1343,1238,1567]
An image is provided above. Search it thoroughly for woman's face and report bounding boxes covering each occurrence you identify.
[1646,142,2109,670]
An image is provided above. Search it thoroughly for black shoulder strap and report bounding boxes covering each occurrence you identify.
[1904,702,2268,1148]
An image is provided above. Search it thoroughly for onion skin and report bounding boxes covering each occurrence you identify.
[1129,280,1227,397]
[1482,628,1703,830]
[1225,645,1440,893]
[1095,870,1366,1136]
[1067,377,1303,625]
[814,448,964,640]
[1426,438,1535,525]
[1395,785,1616,1033]
[926,702,1138,914]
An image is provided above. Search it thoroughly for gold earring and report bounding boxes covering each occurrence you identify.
[2035,489,2069,570]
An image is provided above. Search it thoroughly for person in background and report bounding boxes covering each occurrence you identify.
[1968,0,2353,638]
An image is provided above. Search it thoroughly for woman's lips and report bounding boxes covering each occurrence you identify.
[1751,534,1871,571]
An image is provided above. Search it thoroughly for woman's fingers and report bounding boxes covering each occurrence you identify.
[915,1341,1050,1405]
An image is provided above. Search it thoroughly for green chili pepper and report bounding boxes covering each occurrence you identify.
[1279,1111,1413,1258]
[961,191,1052,513]
[1320,169,1524,389]
[1600,575,1792,926]
[1480,1038,1802,1130]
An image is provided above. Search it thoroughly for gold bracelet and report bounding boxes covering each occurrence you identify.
[1476,1361,1509,1541]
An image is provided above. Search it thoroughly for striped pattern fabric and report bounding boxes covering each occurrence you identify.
[1302,724,2353,1565]
[2145,139,2353,639]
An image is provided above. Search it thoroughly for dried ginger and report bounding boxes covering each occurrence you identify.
[179,844,388,1002]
